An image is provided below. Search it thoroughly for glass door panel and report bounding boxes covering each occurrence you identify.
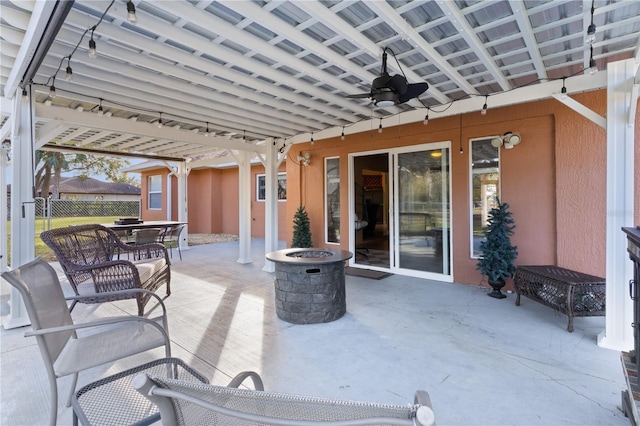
[353,153,390,269]
[395,147,450,276]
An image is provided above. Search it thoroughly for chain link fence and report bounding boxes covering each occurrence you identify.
[6,199,140,262]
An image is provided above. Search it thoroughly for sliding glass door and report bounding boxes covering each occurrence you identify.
[394,144,451,278]
[351,143,452,281]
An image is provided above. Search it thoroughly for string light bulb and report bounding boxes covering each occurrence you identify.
[561,77,567,99]
[205,122,209,137]
[341,127,345,141]
[49,80,56,98]
[586,0,596,44]
[310,132,314,145]
[378,119,383,134]
[157,112,163,128]
[97,99,104,116]
[126,1,137,24]
[481,95,488,116]
[589,45,597,74]
[65,59,73,81]
[88,31,97,58]
[21,87,28,102]
[423,108,430,125]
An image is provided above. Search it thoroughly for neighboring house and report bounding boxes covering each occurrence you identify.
[8,176,141,202]
[125,159,288,241]
[41,177,140,201]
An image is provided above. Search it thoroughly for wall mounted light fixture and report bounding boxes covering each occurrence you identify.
[297,152,311,166]
[491,132,522,149]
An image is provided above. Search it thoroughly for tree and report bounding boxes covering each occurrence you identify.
[291,205,312,248]
[35,151,139,197]
[476,199,518,283]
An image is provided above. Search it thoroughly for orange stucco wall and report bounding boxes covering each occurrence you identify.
[141,163,287,240]
[286,89,640,286]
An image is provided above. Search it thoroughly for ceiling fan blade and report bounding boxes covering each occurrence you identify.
[346,93,373,99]
[389,74,408,95]
[398,82,429,104]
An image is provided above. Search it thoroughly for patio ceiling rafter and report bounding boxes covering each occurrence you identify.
[36,103,265,155]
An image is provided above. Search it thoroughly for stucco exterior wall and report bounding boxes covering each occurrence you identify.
[286,89,639,286]
[141,163,287,240]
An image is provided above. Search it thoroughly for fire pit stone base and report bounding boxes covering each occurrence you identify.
[266,248,353,324]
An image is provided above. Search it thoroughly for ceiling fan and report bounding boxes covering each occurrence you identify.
[347,48,429,107]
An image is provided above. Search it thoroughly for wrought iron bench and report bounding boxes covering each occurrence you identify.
[41,224,171,316]
[513,265,606,332]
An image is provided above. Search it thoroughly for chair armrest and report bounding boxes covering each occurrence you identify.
[226,371,264,391]
[25,314,169,346]
[66,288,168,318]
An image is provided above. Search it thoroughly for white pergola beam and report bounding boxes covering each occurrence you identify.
[3,1,57,98]
[35,103,265,154]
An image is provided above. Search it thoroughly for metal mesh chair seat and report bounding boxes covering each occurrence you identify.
[133,375,435,426]
[73,358,208,426]
[40,224,171,316]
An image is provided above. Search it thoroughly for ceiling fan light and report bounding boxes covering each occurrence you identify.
[374,89,398,108]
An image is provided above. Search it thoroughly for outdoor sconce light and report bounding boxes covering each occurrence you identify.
[297,152,311,166]
[1,140,11,161]
[491,132,522,150]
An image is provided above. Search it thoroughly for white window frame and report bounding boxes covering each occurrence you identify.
[256,172,286,202]
[469,137,501,259]
[148,175,162,210]
[325,156,340,245]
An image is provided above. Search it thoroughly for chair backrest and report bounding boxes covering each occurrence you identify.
[134,374,435,426]
[41,224,120,286]
[1,258,75,365]
[166,224,185,241]
[135,228,163,244]
[41,224,118,266]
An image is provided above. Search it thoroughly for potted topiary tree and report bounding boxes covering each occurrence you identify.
[291,205,312,248]
[476,199,518,299]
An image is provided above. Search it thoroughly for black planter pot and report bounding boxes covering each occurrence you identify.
[487,278,507,299]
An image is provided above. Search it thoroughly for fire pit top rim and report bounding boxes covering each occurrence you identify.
[266,248,353,264]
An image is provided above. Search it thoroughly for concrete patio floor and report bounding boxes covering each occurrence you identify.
[0,239,630,425]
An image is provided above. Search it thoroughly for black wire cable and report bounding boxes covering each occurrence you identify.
[45,0,116,86]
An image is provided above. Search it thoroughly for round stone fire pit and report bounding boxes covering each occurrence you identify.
[266,248,353,324]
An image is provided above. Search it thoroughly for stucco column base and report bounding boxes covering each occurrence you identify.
[237,257,253,264]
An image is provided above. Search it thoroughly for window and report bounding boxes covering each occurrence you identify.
[325,157,340,244]
[470,138,500,258]
[148,175,162,210]
[256,173,287,201]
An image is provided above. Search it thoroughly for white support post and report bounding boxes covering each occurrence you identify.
[166,168,173,221]
[237,150,253,264]
[4,90,35,329]
[263,139,279,272]
[176,161,189,252]
[598,59,636,351]
[0,130,8,274]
